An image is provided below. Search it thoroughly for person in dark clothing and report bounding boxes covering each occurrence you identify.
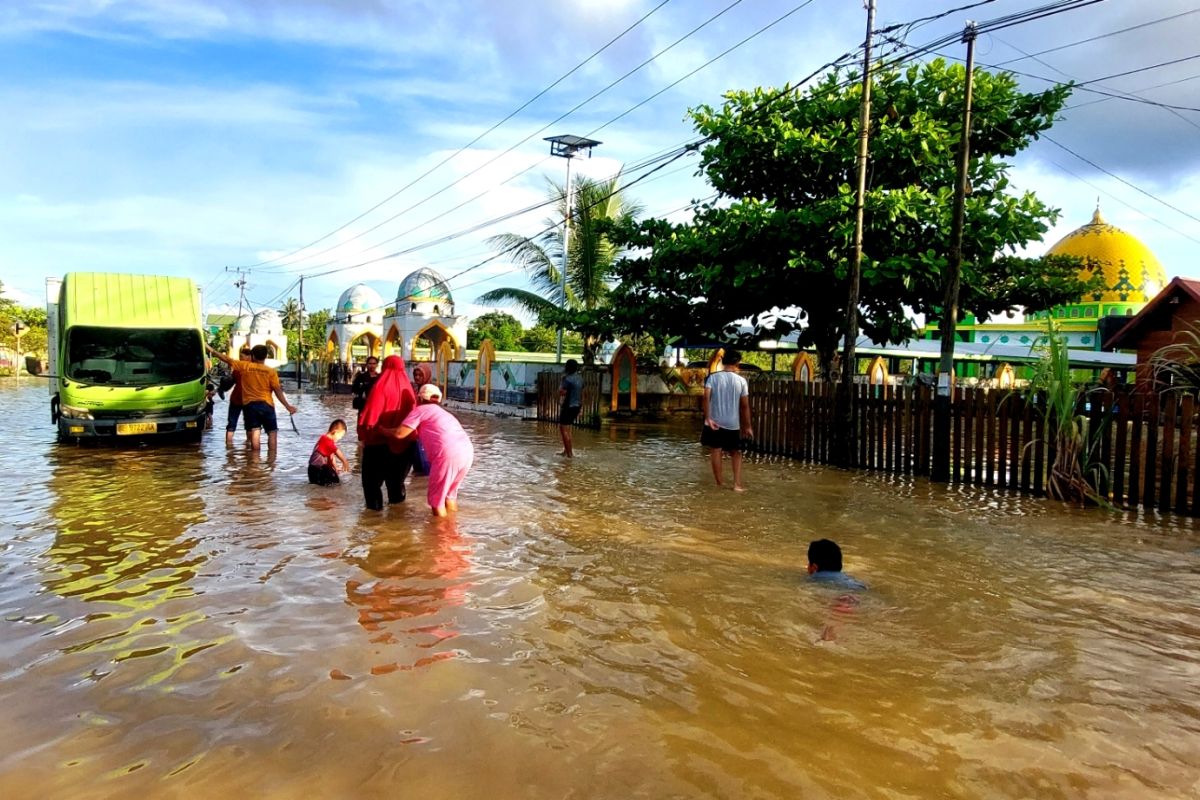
[559,359,584,458]
[351,357,380,411]
[356,355,416,510]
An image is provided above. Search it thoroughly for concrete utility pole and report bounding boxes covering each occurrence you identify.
[545,134,601,364]
[297,276,305,390]
[227,266,250,354]
[835,0,876,467]
[932,22,978,483]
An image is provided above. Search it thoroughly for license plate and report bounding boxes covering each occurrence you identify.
[116,422,158,435]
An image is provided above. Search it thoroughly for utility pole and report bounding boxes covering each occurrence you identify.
[227,266,250,356]
[932,21,978,483]
[835,0,876,468]
[297,275,305,390]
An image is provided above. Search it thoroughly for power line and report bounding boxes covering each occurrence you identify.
[243,0,749,273]
[993,7,1200,66]
[242,0,676,270]
[257,0,835,280]
[1042,135,1200,226]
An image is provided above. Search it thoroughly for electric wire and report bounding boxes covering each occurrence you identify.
[254,0,836,281]
[243,0,753,273]
[241,0,676,270]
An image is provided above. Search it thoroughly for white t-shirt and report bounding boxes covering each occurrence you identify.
[704,370,749,430]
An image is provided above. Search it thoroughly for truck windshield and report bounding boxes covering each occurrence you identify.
[65,327,205,386]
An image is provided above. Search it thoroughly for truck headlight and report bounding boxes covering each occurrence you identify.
[181,402,205,415]
[59,404,94,420]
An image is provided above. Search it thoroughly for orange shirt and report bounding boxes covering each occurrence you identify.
[231,360,280,405]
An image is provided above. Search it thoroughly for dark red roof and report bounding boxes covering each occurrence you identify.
[1105,277,1200,350]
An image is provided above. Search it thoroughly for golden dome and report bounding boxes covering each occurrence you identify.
[1046,208,1166,304]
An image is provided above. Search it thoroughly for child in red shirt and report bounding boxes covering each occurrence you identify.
[309,419,350,485]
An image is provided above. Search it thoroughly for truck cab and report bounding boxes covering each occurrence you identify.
[48,273,208,441]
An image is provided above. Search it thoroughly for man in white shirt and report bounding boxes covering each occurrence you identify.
[702,349,753,491]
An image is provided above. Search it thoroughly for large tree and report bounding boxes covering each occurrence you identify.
[0,282,49,358]
[468,311,526,351]
[478,175,643,364]
[599,59,1099,378]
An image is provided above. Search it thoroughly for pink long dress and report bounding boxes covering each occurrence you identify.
[401,403,474,511]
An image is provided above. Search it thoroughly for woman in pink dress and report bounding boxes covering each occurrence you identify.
[386,383,474,516]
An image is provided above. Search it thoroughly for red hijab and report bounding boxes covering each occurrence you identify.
[357,354,416,446]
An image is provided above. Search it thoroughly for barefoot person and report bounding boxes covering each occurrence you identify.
[386,384,474,517]
[357,354,417,510]
[558,359,583,457]
[207,344,297,451]
[702,349,752,491]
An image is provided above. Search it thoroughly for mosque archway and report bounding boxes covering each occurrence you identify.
[475,339,496,404]
[792,352,816,383]
[611,344,637,412]
[867,356,888,386]
[410,320,459,364]
[708,348,725,373]
[436,340,454,393]
[349,331,379,362]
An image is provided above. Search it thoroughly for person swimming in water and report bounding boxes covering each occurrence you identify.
[807,539,867,591]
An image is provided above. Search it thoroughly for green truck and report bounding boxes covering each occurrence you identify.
[47,272,208,441]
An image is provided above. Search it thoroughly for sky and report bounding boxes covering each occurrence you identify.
[1,0,1197,329]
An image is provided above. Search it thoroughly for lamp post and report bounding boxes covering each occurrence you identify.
[545,134,601,364]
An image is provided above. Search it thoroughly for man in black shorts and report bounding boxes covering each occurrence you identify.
[702,349,753,491]
[559,359,584,457]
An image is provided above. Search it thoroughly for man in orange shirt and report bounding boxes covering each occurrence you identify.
[207,344,298,451]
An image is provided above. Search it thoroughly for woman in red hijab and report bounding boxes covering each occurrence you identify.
[357,354,416,510]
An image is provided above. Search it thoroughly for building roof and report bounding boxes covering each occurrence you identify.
[1047,208,1167,305]
[397,267,453,305]
[337,283,384,316]
[1104,277,1200,350]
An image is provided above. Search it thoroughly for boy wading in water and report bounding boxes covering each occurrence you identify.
[207,344,297,451]
[559,359,584,457]
[702,349,753,491]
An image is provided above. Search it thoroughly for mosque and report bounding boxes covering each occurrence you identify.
[325,267,468,366]
[922,207,1169,361]
[227,308,288,367]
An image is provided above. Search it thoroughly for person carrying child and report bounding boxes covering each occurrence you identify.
[309,419,351,485]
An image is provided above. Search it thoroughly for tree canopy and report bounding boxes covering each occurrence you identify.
[599,59,1100,376]
[0,281,48,359]
[468,311,525,350]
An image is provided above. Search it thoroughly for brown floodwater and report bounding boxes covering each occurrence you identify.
[1,380,1199,799]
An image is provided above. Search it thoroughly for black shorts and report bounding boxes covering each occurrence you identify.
[243,401,278,433]
[559,405,581,425]
[701,425,742,451]
[226,403,243,432]
[308,464,340,486]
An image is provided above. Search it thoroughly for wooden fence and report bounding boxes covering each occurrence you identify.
[747,379,1200,515]
[535,370,603,429]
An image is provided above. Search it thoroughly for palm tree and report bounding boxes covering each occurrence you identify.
[279,298,302,331]
[479,174,642,364]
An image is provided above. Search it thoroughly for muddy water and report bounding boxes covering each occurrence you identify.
[1,380,1198,799]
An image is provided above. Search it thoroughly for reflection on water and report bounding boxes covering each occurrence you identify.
[1,381,1199,798]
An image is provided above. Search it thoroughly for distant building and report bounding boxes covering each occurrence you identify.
[1105,277,1200,394]
[922,208,1168,370]
[325,283,385,365]
[382,267,467,362]
[228,308,287,368]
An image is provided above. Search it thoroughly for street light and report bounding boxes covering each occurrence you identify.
[544,134,601,364]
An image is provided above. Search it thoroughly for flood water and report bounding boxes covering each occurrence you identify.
[1,380,1199,799]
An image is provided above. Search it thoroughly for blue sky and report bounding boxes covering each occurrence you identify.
[1,0,1197,326]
